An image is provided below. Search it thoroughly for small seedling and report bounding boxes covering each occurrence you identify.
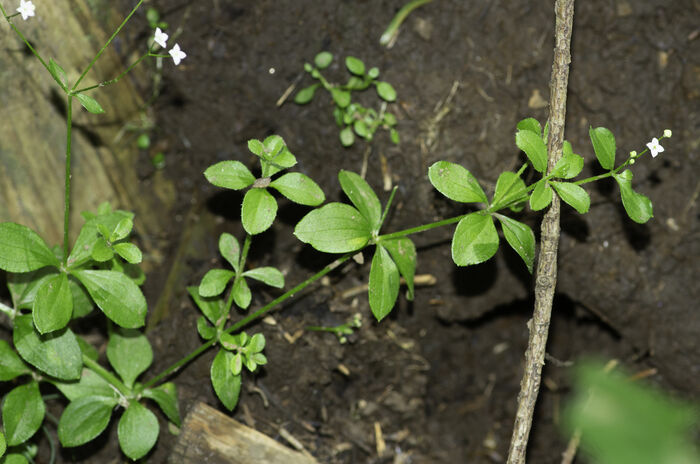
[307,313,362,344]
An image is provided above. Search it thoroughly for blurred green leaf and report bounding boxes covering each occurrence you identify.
[113,243,142,264]
[451,213,499,266]
[48,58,67,89]
[294,203,371,253]
[241,188,278,235]
[294,83,319,104]
[118,401,159,460]
[428,161,488,204]
[314,51,333,69]
[390,128,400,144]
[551,181,590,214]
[204,161,255,190]
[331,88,351,108]
[589,126,616,170]
[340,126,355,146]
[345,56,366,75]
[0,223,59,273]
[376,81,397,102]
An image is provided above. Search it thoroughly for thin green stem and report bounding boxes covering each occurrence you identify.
[74,53,149,93]
[379,0,434,46]
[82,354,130,397]
[378,214,466,241]
[72,0,144,91]
[143,253,353,389]
[63,96,73,265]
[379,186,398,229]
[0,301,15,319]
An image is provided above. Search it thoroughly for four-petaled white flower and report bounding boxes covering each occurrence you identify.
[154,27,169,49]
[16,0,35,20]
[646,138,664,158]
[169,44,186,66]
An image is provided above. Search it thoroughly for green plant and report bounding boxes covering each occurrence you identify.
[295,52,400,147]
[307,313,362,344]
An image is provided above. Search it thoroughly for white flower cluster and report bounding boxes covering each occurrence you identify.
[154,27,186,66]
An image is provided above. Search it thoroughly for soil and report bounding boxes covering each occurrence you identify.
[25,0,700,462]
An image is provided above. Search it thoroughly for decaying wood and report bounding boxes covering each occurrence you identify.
[169,402,319,464]
[506,1,575,463]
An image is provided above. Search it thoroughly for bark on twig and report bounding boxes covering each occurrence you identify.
[506,1,575,463]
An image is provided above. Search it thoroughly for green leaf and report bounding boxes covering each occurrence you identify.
[368,67,380,79]
[218,233,240,273]
[196,316,216,340]
[2,382,44,446]
[106,327,153,388]
[0,223,59,272]
[353,120,369,138]
[529,181,553,211]
[118,401,159,460]
[551,143,584,179]
[338,170,382,231]
[248,333,265,353]
[345,56,366,75]
[294,83,319,104]
[589,126,616,170]
[142,382,181,427]
[75,93,105,114]
[58,395,118,447]
[90,239,114,262]
[243,267,284,288]
[247,139,264,157]
[390,128,400,144]
[230,353,243,375]
[314,51,333,69]
[451,213,499,266]
[76,336,98,360]
[614,170,654,224]
[269,172,325,206]
[383,238,416,300]
[294,203,372,253]
[187,286,225,325]
[199,269,235,298]
[72,270,147,328]
[211,349,242,411]
[111,218,133,242]
[428,161,488,204]
[339,126,355,146]
[550,181,590,214]
[241,188,278,235]
[368,245,400,321]
[516,117,541,137]
[67,219,100,269]
[13,315,82,380]
[53,368,115,401]
[515,129,548,173]
[7,268,56,310]
[0,431,5,458]
[232,277,251,309]
[491,171,527,210]
[496,215,535,273]
[113,243,142,264]
[330,88,351,108]
[48,58,67,88]
[376,81,397,102]
[33,272,73,334]
[69,277,93,319]
[0,340,30,381]
[204,161,255,190]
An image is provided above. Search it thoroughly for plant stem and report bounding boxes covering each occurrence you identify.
[0,301,14,319]
[82,354,130,397]
[72,0,144,91]
[379,0,434,46]
[142,253,353,389]
[63,96,73,265]
[74,53,150,93]
[506,1,574,463]
[378,214,466,241]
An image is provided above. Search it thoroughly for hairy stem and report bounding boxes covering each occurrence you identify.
[506,1,574,463]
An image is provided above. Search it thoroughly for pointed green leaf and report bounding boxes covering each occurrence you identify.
[314,51,333,69]
[261,135,297,176]
[551,181,590,214]
[294,203,371,253]
[33,272,73,334]
[142,382,181,427]
[496,215,535,273]
[243,267,284,288]
[211,349,242,411]
[428,161,487,204]
[58,395,118,447]
[113,243,142,264]
[75,93,105,114]
[204,161,255,190]
[13,315,82,380]
[376,81,397,102]
[383,237,416,300]
[491,171,527,210]
[330,88,351,108]
[106,327,153,389]
[247,139,264,156]
[529,181,553,211]
[199,269,235,298]
[589,126,616,170]
[294,83,319,104]
[48,58,67,88]
[0,223,59,272]
[614,170,654,224]
[451,213,499,266]
[338,170,382,231]
[368,245,400,321]
[345,56,366,75]
[72,270,146,328]
[111,218,133,242]
[269,172,325,206]
[232,277,251,309]
[118,401,159,460]
[187,286,225,325]
[219,233,240,273]
[551,143,584,179]
[516,118,541,137]
[516,129,548,173]
[0,340,30,381]
[339,126,355,146]
[53,368,115,401]
[241,188,278,235]
[2,382,44,446]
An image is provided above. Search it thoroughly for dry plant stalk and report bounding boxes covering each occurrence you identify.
[506,1,575,463]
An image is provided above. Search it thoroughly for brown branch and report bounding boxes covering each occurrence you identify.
[506,1,575,463]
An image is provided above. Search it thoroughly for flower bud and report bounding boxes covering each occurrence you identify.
[663,129,672,138]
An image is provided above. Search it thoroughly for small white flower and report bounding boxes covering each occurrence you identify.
[154,27,168,49]
[16,0,35,20]
[169,43,186,66]
[646,138,664,158]
[663,129,672,138]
